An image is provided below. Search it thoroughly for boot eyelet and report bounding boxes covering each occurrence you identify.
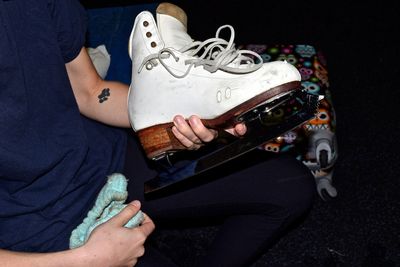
[143,21,149,27]
[151,42,157,48]
[146,62,153,70]
[146,32,152,38]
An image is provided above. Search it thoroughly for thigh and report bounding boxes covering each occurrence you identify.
[124,134,316,223]
[135,243,178,267]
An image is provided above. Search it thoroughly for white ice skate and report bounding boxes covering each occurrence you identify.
[128,3,302,160]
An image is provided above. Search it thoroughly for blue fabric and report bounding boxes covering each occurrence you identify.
[0,0,126,252]
[85,3,158,84]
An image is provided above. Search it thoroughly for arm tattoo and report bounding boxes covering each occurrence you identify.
[98,88,111,103]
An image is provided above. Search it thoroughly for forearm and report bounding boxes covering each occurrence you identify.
[78,79,131,128]
[0,248,92,267]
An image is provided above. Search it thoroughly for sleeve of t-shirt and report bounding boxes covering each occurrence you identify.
[47,0,88,63]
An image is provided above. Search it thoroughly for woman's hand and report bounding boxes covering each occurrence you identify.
[172,115,247,150]
[80,201,155,267]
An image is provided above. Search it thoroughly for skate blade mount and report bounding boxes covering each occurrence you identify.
[144,90,320,196]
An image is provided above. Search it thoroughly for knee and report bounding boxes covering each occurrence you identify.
[250,166,316,223]
[279,170,316,221]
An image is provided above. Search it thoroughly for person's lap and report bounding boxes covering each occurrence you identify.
[123,131,316,266]
[124,132,315,213]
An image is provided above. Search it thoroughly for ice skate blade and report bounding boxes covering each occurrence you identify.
[144,91,320,196]
[137,81,301,160]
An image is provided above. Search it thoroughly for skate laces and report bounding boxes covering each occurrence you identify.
[138,25,263,78]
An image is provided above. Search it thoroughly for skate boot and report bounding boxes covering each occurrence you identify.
[128,3,302,160]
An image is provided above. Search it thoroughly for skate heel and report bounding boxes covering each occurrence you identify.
[137,124,186,159]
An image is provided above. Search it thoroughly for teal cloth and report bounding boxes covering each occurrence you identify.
[69,173,144,249]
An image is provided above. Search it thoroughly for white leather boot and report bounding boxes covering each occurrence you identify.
[128,3,302,159]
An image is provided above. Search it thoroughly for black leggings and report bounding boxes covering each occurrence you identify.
[124,134,316,267]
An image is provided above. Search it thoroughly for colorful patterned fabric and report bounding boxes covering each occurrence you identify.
[240,44,338,200]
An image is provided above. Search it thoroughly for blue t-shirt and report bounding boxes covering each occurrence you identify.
[0,0,127,252]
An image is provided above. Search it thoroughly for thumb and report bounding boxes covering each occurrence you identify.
[108,200,141,227]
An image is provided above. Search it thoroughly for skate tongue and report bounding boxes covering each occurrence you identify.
[156,3,193,50]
